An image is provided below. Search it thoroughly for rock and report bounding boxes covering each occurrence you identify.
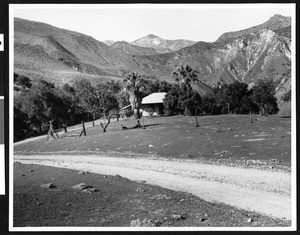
[171,214,183,220]
[72,183,98,193]
[164,217,168,221]
[130,218,157,227]
[67,203,72,206]
[204,214,209,218]
[180,199,185,202]
[71,183,89,190]
[199,217,206,222]
[180,154,193,158]
[40,183,56,189]
[28,169,34,172]
[82,188,99,194]
[104,176,107,178]
[248,218,253,223]
[149,144,154,148]
[78,171,89,174]
[20,174,25,176]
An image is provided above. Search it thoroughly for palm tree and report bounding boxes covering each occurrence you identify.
[173,65,199,85]
[123,71,146,119]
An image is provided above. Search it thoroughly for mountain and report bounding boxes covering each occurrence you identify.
[131,34,196,53]
[14,17,154,85]
[217,14,291,42]
[102,40,115,46]
[14,15,292,113]
[110,41,159,55]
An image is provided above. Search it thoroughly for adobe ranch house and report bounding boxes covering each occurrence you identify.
[123,92,167,117]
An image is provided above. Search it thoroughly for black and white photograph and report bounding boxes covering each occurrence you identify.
[9,3,296,231]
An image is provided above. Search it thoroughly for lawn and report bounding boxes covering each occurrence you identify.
[14,114,291,169]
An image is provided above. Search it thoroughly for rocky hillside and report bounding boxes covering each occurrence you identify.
[216,14,291,42]
[14,15,292,109]
[131,34,196,53]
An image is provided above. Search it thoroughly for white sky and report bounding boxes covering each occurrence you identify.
[12,4,294,42]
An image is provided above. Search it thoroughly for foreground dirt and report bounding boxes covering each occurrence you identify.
[14,153,291,222]
[14,163,290,227]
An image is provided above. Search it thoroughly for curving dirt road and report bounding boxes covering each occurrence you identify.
[14,154,291,221]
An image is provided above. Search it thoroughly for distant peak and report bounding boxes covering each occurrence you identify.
[147,34,159,38]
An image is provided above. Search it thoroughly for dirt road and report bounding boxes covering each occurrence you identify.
[14,154,291,221]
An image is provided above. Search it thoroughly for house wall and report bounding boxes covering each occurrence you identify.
[140,104,164,117]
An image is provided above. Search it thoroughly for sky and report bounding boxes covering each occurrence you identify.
[12,4,294,43]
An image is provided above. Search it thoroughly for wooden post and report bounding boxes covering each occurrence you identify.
[47,120,56,141]
[79,121,87,137]
[195,108,199,127]
[63,123,67,133]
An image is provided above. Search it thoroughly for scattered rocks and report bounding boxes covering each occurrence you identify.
[150,194,172,200]
[130,218,157,227]
[78,171,89,175]
[136,188,145,193]
[40,183,56,189]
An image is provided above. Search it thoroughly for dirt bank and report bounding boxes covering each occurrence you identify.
[14,154,291,221]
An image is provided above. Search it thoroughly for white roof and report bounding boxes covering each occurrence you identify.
[142,92,167,104]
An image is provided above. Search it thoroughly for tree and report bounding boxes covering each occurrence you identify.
[163,85,181,116]
[20,80,70,133]
[201,94,222,115]
[173,65,199,85]
[123,71,146,119]
[73,79,99,125]
[178,83,201,116]
[250,79,279,115]
[96,84,120,132]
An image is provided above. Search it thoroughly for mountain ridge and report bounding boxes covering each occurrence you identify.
[14,15,292,112]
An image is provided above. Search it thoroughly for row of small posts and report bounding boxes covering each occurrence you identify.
[47,120,86,141]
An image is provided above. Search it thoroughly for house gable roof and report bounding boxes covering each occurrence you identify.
[141,92,167,104]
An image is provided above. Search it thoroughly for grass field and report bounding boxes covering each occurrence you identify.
[14,114,291,171]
